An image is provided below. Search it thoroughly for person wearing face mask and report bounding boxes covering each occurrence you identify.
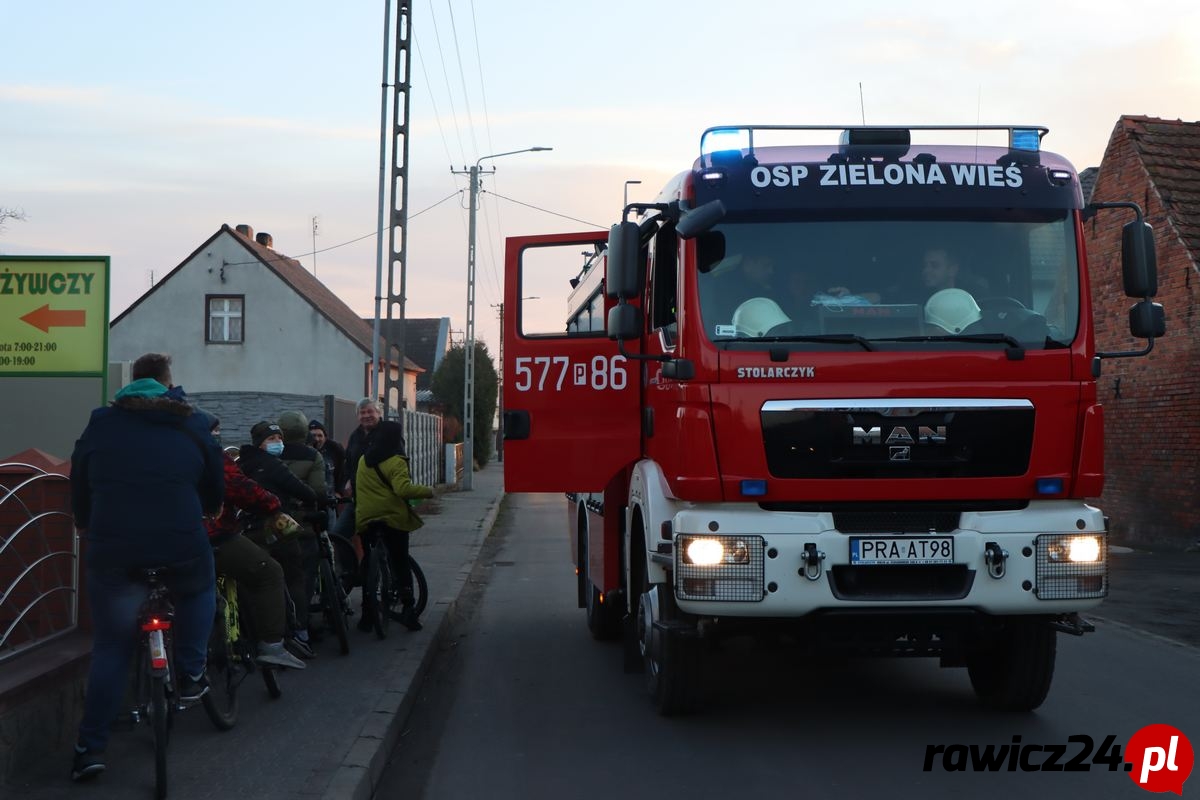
[238,420,319,658]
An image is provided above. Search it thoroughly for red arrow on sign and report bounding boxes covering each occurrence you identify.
[20,304,87,333]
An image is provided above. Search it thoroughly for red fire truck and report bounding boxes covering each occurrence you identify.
[501,125,1164,714]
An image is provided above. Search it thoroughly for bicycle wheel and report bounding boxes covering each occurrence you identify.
[201,597,239,731]
[365,544,391,639]
[319,558,351,655]
[407,556,428,617]
[149,673,169,799]
[331,533,359,596]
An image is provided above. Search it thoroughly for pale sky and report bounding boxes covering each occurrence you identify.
[2,0,1197,362]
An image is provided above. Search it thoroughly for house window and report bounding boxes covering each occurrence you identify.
[206,295,244,343]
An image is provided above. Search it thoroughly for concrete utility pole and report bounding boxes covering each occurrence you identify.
[371,0,413,414]
[451,147,551,489]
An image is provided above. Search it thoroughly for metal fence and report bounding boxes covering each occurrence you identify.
[0,462,77,664]
[399,408,443,487]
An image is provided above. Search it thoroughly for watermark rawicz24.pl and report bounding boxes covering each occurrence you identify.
[923,725,1193,794]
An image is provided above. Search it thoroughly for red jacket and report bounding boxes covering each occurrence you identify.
[205,453,281,542]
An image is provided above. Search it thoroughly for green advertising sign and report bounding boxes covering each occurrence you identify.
[0,256,109,375]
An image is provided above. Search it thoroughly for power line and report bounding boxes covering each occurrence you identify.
[222,190,463,267]
[485,190,606,229]
[414,37,458,175]
[424,0,466,165]
[445,0,479,158]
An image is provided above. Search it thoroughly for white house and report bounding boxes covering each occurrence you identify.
[110,223,420,404]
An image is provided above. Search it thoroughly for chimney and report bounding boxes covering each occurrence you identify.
[255,232,274,249]
[235,224,254,240]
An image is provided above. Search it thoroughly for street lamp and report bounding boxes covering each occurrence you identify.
[624,179,642,208]
[452,147,552,489]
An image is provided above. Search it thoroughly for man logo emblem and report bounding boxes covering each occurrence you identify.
[889,446,911,462]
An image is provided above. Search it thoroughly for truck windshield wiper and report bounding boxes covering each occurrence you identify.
[719,334,874,351]
[885,333,1024,349]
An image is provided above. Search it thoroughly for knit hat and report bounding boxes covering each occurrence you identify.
[308,419,326,433]
[277,411,310,444]
[250,420,282,446]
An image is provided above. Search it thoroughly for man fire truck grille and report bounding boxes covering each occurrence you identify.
[1034,534,1108,600]
[830,509,960,534]
[675,535,765,602]
[829,565,975,601]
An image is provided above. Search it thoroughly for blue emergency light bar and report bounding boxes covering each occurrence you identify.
[698,124,1051,162]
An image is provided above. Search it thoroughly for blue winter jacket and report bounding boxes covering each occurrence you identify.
[70,380,224,568]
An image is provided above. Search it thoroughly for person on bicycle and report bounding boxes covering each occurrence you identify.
[237,421,319,659]
[354,419,432,631]
[277,410,328,650]
[204,417,305,671]
[69,352,223,782]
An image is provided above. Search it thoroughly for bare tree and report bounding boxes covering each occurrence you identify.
[0,206,27,235]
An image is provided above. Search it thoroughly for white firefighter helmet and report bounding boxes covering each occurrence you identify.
[924,288,982,334]
[732,297,791,337]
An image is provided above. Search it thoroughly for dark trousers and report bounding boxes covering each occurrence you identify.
[78,550,214,752]
[359,522,414,607]
[213,535,286,643]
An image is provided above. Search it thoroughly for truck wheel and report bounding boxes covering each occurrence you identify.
[584,527,623,640]
[966,618,1056,711]
[637,574,702,715]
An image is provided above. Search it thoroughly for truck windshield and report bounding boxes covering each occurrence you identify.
[695,210,1079,349]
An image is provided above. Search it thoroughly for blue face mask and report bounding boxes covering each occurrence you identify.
[265,441,285,456]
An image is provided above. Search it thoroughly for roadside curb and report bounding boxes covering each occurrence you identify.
[322,486,507,800]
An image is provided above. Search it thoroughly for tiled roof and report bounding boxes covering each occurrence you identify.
[1120,116,1200,265]
[366,317,448,390]
[111,224,421,371]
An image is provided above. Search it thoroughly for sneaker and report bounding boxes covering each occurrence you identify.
[71,746,105,782]
[285,636,315,660]
[178,672,210,702]
[256,641,306,670]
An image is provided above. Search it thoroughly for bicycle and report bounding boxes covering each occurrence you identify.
[310,526,355,655]
[127,567,183,800]
[361,525,427,639]
[201,573,283,731]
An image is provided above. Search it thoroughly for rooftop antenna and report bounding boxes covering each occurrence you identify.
[859,82,866,125]
[311,215,320,276]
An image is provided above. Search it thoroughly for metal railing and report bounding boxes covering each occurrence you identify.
[0,462,78,664]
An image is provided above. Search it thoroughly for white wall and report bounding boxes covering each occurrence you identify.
[110,232,368,399]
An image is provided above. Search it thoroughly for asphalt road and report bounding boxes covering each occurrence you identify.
[378,493,1200,800]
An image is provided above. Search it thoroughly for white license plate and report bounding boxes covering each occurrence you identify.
[850,536,954,565]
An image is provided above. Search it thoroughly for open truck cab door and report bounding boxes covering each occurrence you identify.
[501,231,642,492]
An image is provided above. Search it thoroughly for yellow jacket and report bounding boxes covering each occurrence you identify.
[354,454,433,533]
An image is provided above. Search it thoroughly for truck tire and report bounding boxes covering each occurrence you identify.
[966,618,1056,711]
[585,530,623,641]
[637,572,702,715]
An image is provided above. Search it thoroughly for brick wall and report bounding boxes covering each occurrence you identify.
[1085,123,1200,547]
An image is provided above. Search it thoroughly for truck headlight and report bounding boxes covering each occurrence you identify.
[675,535,764,602]
[1045,534,1102,563]
[1036,534,1107,600]
[682,537,750,566]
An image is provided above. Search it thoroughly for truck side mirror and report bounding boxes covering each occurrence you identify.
[1129,301,1165,339]
[605,221,641,299]
[607,303,641,340]
[1121,220,1157,297]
